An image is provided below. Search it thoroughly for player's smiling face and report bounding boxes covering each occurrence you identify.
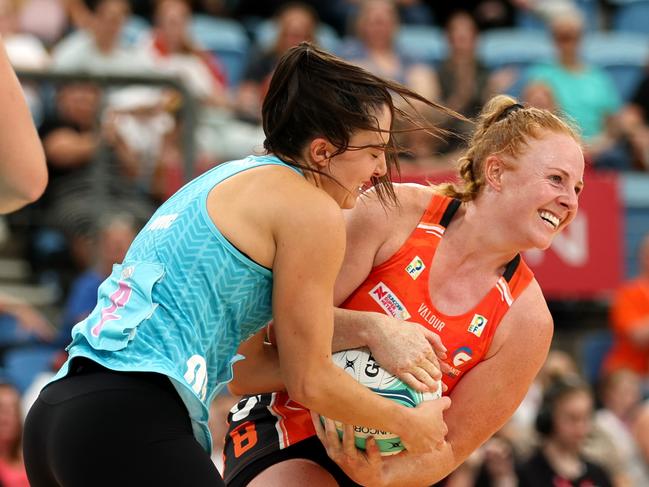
[498,130,584,250]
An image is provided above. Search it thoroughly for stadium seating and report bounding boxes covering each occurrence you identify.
[121,14,151,46]
[396,25,447,66]
[579,329,613,385]
[478,29,555,70]
[3,345,57,394]
[582,32,649,100]
[190,14,251,87]
[0,314,42,349]
[612,0,649,35]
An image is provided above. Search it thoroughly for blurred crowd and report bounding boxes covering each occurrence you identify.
[2,0,649,485]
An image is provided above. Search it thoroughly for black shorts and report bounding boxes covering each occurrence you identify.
[224,435,361,487]
[23,357,224,487]
[223,393,360,486]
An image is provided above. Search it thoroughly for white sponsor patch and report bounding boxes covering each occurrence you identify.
[467,314,488,338]
[149,213,178,230]
[369,282,411,320]
[405,256,426,280]
[453,352,472,367]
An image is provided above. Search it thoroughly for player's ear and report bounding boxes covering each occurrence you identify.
[308,138,334,168]
[484,155,505,191]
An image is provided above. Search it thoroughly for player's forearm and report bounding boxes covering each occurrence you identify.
[287,359,410,435]
[380,443,459,486]
[332,308,384,352]
[229,333,284,395]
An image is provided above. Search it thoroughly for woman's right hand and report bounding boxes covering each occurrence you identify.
[368,314,448,394]
[398,396,451,454]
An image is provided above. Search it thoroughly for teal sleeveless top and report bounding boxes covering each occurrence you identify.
[51,155,301,452]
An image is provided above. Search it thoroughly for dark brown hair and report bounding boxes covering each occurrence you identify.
[262,41,458,205]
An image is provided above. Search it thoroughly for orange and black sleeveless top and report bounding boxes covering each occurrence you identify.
[341,193,534,391]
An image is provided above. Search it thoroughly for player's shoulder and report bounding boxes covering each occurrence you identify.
[256,164,344,220]
[394,182,437,205]
[500,279,553,353]
[259,170,346,243]
[509,279,552,328]
[487,278,553,362]
[349,182,434,221]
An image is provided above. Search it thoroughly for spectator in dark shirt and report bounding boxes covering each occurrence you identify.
[517,377,613,487]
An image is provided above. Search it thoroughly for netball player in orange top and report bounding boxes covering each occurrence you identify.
[223,95,585,486]
[0,36,47,214]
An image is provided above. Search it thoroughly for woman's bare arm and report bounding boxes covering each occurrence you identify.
[0,37,47,214]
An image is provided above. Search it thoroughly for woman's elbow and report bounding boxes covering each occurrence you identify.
[284,369,324,409]
[21,153,48,204]
[227,366,249,396]
[27,166,48,203]
[227,381,244,396]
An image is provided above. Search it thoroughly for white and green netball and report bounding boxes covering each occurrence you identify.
[321,347,441,456]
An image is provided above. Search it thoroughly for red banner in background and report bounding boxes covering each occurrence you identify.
[400,169,623,300]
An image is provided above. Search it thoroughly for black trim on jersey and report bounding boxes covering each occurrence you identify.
[503,254,521,282]
[437,197,520,283]
[440,198,461,228]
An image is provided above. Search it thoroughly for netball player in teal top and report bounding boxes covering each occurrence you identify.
[23,42,452,486]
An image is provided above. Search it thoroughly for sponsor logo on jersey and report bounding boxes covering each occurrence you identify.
[148,213,178,230]
[445,366,461,378]
[452,346,473,367]
[417,303,446,332]
[91,280,133,337]
[405,256,426,280]
[468,314,488,337]
[369,282,411,320]
[121,265,135,279]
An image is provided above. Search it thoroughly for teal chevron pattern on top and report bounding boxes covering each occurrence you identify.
[54,155,300,452]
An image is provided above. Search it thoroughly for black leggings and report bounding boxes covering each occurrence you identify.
[23,358,224,487]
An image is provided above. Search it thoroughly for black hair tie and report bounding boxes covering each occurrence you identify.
[496,103,525,122]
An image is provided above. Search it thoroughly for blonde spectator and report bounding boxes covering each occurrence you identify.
[526,9,627,170]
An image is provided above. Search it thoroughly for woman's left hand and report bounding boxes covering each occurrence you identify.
[311,411,390,487]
